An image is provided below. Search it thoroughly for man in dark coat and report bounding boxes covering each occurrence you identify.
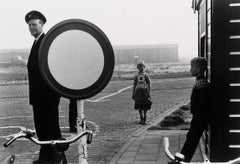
[25,10,64,163]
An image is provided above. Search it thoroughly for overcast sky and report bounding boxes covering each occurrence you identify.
[0,0,198,59]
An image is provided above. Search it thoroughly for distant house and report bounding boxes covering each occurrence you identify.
[0,49,29,67]
[192,0,240,161]
[113,44,178,64]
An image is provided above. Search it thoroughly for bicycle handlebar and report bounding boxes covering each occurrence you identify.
[28,130,93,146]
[4,129,35,147]
[163,137,240,164]
[4,128,93,148]
[4,135,20,148]
[163,137,175,161]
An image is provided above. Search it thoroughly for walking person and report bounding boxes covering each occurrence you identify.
[132,61,152,125]
[24,10,66,163]
[178,57,212,162]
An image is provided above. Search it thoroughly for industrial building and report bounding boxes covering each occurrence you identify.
[113,44,178,64]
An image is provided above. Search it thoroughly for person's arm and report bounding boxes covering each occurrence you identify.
[145,73,151,91]
[132,75,137,99]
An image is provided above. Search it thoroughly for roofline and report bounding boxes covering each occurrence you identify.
[113,44,178,49]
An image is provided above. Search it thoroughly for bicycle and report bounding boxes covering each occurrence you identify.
[2,127,93,164]
[163,137,240,164]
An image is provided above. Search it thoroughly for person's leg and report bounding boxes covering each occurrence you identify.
[138,109,143,124]
[38,146,55,162]
[180,115,209,162]
[69,99,77,132]
[33,98,62,162]
[142,109,147,124]
[32,105,49,162]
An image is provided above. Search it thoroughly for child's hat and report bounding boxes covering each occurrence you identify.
[137,60,145,67]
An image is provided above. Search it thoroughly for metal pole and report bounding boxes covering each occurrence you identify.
[76,100,88,164]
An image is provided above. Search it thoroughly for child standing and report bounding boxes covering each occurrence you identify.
[132,61,152,125]
[179,57,211,162]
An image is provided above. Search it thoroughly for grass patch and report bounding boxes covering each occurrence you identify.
[160,115,185,127]
[148,103,191,130]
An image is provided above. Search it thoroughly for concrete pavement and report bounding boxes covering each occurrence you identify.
[109,104,206,164]
[109,130,205,164]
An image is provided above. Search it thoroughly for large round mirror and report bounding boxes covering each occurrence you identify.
[38,19,115,99]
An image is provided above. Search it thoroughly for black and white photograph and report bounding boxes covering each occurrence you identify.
[0,0,239,163]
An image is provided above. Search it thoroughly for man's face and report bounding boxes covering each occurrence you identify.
[28,19,43,38]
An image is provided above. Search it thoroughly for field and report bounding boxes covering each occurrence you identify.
[0,61,191,84]
[0,67,28,84]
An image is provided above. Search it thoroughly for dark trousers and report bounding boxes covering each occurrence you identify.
[69,99,77,130]
[32,99,62,161]
[181,114,209,162]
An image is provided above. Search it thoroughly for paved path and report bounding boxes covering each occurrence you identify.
[109,103,205,164]
[109,130,204,164]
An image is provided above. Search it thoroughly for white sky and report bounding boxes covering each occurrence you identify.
[0,0,198,59]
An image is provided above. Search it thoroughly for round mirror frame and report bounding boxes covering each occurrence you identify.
[38,19,115,99]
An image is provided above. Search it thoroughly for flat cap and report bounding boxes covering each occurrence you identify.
[25,10,46,24]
